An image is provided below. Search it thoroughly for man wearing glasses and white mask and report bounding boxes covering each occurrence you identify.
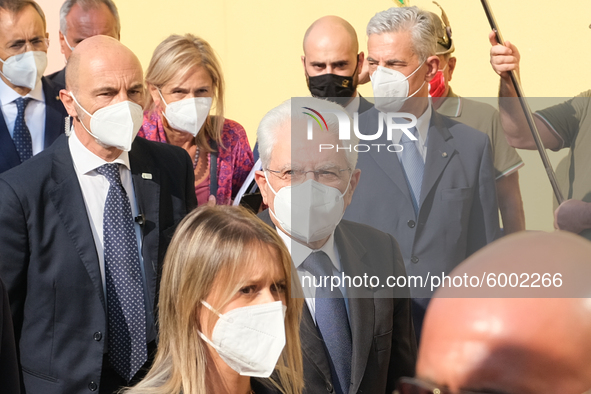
[0,0,68,174]
[255,97,416,394]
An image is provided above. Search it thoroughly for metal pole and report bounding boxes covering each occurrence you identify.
[481,0,565,204]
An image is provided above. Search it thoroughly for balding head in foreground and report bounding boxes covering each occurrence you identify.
[413,231,591,394]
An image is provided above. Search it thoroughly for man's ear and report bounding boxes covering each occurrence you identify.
[255,170,270,206]
[58,31,67,56]
[343,168,361,209]
[357,51,365,72]
[59,89,78,118]
[424,55,440,82]
[348,168,361,196]
[447,56,457,82]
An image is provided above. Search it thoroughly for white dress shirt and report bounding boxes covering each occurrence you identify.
[277,227,350,323]
[68,129,155,341]
[0,77,46,155]
[391,101,433,163]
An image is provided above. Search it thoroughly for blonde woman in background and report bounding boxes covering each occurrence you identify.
[139,34,254,206]
[124,205,303,394]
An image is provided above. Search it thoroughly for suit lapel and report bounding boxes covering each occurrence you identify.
[419,111,456,208]
[258,210,337,384]
[48,135,105,308]
[42,77,66,148]
[334,223,375,393]
[300,303,334,383]
[364,108,414,207]
[129,146,161,304]
[0,109,20,173]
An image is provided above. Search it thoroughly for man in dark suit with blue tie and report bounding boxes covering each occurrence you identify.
[0,0,68,174]
[343,6,500,341]
[0,35,196,393]
[254,97,416,394]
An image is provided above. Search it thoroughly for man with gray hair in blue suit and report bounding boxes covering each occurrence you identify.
[344,6,500,341]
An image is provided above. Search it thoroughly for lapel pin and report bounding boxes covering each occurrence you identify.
[442,152,448,158]
[142,173,152,179]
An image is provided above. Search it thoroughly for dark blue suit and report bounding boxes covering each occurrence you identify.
[0,134,197,393]
[0,77,68,174]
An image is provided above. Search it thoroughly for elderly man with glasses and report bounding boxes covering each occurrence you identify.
[0,0,68,174]
[255,97,417,394]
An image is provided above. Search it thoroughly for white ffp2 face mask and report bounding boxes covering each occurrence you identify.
[198,300,287,378]
[158,89,212,137]
[371,62,426,113]
[70,93,144,151]
[266,174,350,244]
[0,51,47,90]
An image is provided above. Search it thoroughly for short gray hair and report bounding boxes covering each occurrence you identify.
[59,0,120,35]
[366,6,436,62]
[257,97,359,170]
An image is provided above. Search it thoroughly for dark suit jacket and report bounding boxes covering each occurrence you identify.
[358,95,373,114]
[46,68,66,93]
[0,77,68,174]
[0,134,197,394]
[344,108,500,299]
[0,277,19,394]
[259,210,417,394]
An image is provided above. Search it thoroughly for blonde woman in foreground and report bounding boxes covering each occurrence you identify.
[124,206,303,394]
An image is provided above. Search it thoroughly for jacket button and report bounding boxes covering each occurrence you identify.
[93,332,102,341]
[326,381,333,392]
[407,220,416,228]
[88,381,97,391]
[411,255,419,264]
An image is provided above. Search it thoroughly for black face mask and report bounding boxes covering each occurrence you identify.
[306,56,359,105]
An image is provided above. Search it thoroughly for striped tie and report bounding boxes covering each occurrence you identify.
[399,127,424,214]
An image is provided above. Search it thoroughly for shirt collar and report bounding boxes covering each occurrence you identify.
[276,224,341,273]
[0,74,45,105]
[390,100,433,146]
[68,126,131,175]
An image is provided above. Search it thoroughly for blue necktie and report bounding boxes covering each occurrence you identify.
[302,251,352,394]
[13,97,33,162]
[97,163,147,382]
[400,127,424,214]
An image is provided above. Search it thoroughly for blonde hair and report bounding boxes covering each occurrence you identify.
[145,34,225,153]
[124,206,304,394]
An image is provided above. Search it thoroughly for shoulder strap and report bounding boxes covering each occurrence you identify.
[209,140,218,198]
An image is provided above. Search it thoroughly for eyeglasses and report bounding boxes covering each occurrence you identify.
[3,37,49,57]
[395,377,511,394]
[266,166,351,187]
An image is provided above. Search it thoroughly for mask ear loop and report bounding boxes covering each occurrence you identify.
[0,55,17,84]
[63,35,75,52]
[69,92,103,141]
[197,300,224,345]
